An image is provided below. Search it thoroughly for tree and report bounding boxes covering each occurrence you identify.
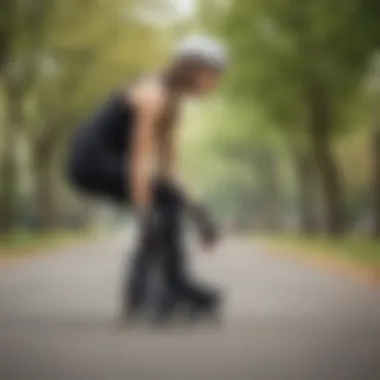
[221,0,380,236]
[365,54,380,237]
[0,0,176,232]
[0,0,55,233]
[28,0,174,229]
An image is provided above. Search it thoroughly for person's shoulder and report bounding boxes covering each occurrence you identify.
[129,75,168,112]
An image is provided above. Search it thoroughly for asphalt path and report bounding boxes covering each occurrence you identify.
[0,233,379,380]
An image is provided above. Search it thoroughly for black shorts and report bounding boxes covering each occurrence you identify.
[67,128,182,207]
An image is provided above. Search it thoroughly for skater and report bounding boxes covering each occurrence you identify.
[67,34,228,322]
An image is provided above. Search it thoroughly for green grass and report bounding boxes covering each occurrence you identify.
[0,229,98,258]
[261,235,380,269]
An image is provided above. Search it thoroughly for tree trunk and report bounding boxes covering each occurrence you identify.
[308,85,345,236]
[0,0,13,70]
[34,141,58,230]
[294,151,319,234]
[0,87,21,235]
[0,133,17,234]
[255,148,282,231]
[372,124,380,237]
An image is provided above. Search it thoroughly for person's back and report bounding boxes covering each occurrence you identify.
[87,91,135,155]
[69,76,171,197]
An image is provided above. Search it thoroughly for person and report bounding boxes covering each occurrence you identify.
[67,34,228,323]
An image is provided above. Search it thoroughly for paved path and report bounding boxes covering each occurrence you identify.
[0,235,379,380]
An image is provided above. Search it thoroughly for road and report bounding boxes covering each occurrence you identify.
[0,234,379,380]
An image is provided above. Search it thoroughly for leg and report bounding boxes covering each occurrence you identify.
[122,236,152,319]
[154,182,221,315]
[122,213,162,321]
[68,132,157,321]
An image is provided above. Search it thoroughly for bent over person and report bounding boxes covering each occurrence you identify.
[68,35,228,323]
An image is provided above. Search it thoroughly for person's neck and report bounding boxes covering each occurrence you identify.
[161,67,187,96]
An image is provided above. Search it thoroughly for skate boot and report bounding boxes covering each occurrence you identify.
[121,265,149,325]
[181,283,224,324]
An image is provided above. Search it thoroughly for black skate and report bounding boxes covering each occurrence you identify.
[186,289,223,324]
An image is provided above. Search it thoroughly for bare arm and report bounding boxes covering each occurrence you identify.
[159,112,178,180]
[157,104,220,249]
[160,130,219,249]
[129,85,165,214]
[158,111,194,203]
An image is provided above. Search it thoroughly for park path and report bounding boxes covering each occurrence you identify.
[0,233,379,380]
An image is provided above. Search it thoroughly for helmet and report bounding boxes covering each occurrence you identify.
[174,34,228,71]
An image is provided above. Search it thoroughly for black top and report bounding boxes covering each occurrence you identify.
[83,91,136,155]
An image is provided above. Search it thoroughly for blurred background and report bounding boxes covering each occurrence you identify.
[1,2,380,379]
[1,0,380,260]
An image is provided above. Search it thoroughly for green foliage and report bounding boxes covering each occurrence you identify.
[266,235,380,268]
[0,0,177,232]
[195,0,380,234]
[223,0,380,133]
[1,0,380,235]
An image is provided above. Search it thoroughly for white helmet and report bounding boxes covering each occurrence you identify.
[174,34,228,71]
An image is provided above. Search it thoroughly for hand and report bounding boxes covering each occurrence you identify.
[192,205,220,251]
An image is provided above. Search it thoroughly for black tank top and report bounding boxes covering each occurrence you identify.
[83,91,136,155]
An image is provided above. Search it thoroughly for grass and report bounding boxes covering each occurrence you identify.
[0,229,100,259]
[260,234,380,269]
